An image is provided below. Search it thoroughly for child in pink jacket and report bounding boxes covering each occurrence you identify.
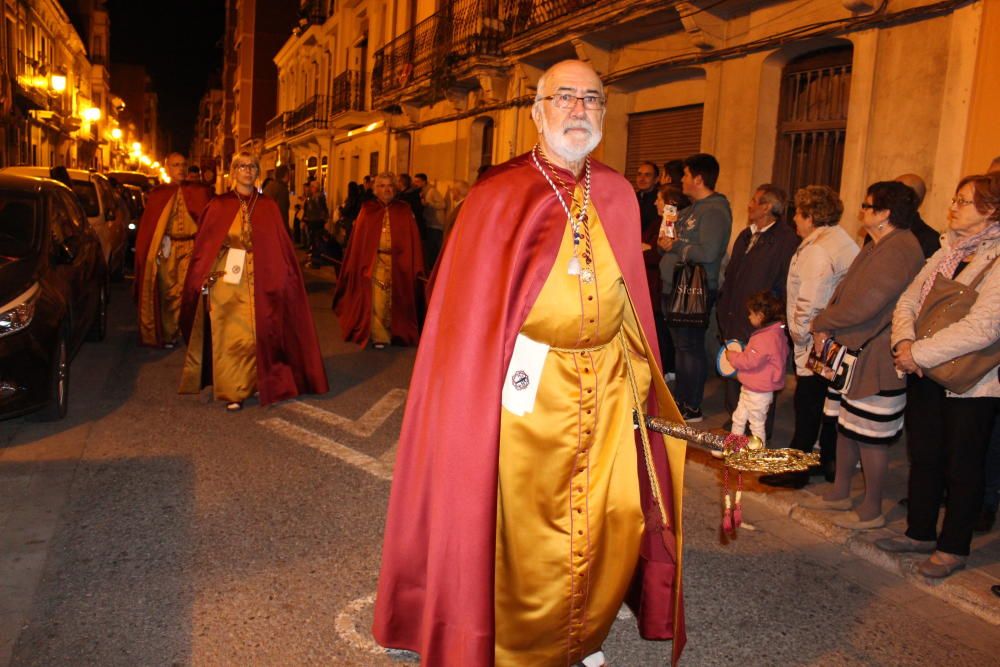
[725,291,789,447]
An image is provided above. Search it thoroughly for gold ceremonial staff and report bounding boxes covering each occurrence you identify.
[639,414,819,474]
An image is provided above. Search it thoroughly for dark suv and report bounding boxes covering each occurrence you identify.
[0,174,108,420]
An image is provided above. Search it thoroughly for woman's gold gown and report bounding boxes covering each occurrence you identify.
[179,212,257,402]
[495,196,651,666]
[371,211,393,345]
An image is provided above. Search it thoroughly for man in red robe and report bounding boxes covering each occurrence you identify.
[178,163,329,406]
[332,173,424,348]
[134,152,214,347]
[373,60,687,666]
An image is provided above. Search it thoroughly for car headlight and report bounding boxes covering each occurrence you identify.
[0,282,41,338]
[128,223,136,230]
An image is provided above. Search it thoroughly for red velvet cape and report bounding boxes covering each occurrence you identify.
[331,199,424,346]
[133,181,214,304]
[372,153,685,665]
[178,192,329,406]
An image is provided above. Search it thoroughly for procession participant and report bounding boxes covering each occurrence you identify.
[134,152,213,347]
[331,173,424,349]
[373,59,687,667]
[177,151,328,411]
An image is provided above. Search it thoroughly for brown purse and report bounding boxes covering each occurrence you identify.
[914,254,1000,393]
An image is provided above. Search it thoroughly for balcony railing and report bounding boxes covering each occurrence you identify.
[331,70,363,114]
[372,0,505,102]
[265,112,288,143]
[498,0,601,35]
[286,95,332,136]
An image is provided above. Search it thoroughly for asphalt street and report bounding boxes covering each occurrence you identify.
[1,266,996,666]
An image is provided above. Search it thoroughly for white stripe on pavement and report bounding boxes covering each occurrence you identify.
[258,417,393,481]
[280,389,407,437]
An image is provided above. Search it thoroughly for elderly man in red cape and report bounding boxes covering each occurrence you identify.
[332,172,424,348]
[177,151,328,409]
[373,60,687,667]
[134,152,214,347]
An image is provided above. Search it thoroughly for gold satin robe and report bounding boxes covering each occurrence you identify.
[179,212,257,402]
[495,197,651,666]
[371,211,393,345]
[139,189,198,345]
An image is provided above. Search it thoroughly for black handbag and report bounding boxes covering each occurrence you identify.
[807,322,890,393]
[665,262,709,328]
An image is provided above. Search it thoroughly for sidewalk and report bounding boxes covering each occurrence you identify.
[688,372,1000,626]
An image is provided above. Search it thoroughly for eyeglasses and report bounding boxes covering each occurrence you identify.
[859,202,878,211]
[233,163,258,172]
[951,196,975,207]
[538,93,606,110]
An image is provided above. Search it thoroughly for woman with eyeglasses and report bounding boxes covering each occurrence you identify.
[800,182,924,532]
[178,150,329,411]
[877,174,1000,578]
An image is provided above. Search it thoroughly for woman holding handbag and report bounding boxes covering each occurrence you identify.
[801,182,924,530]
[878,174,1000,578]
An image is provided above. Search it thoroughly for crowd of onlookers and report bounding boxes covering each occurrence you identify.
[635,152,1000,580]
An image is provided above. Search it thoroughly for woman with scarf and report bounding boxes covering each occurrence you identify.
[879,173,1000,578]
[178,151,328,411]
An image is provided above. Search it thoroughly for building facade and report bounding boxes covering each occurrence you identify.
[255,0,998,240]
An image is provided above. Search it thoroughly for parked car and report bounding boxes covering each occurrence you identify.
[107,170,155,193]
[0,167,127,280]
[110,180,145,270]
[0,173,108,421]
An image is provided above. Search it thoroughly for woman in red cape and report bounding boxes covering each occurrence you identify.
[372,151,687,665]
[332,174,424,347]
[178,152,328,408]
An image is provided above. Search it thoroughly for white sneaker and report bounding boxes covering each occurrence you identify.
[582,650,606,667]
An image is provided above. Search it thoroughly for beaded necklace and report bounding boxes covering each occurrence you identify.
[530,144,594,283]
[234,189,258,253]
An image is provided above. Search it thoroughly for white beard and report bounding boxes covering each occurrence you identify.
[540,112,602,164]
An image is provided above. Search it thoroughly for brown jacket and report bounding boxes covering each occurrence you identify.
[812,228,924,400]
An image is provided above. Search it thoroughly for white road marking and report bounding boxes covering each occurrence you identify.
[258,418,393,481]
[335,593,391,655]
[281,388,407,437]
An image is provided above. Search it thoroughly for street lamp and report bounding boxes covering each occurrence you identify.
[131,142,142,153]
[111,128,122,140]
[83,107,101,122]
[50,73,67,93]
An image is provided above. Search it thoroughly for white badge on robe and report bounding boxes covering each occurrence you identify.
[501,333,550,416]
[222,248,246,284]
[160,235,171,259]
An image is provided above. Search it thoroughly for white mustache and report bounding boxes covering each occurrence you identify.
[562,122,592,134]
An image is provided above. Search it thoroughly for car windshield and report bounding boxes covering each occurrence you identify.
[0,195,38,259]
[71,180,100,217]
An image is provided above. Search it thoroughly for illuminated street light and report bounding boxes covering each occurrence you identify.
[140,155,152,166]
[83,107,101,122]
[111,128,123,140]
[50,74,67,93]
[132,142,142,153]
[151,161,160,169]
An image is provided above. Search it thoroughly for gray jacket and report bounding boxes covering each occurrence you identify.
[812,228,924,400]
[659,192,732,293]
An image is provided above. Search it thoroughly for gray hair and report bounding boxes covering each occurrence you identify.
[755,184,787,221]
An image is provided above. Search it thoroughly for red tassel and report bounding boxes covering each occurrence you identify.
[722,507,733,533]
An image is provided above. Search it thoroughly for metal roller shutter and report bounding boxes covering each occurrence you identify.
[625,104,704,183]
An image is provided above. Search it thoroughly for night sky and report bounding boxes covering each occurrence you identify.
[106,0,226,154]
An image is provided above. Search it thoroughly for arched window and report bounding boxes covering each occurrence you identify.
[772,45,853,200]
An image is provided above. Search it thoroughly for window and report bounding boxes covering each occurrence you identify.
[625,105,704,183]
[0,196,38,258]
[369,152,379,177]
[772,46,853,202]
[58,190,87,231]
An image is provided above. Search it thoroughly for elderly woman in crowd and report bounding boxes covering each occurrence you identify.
[178,151,329,411]
[768,186,860,488]
[801,182,925,529]
[646,184,690,379]
[877,174,1000,578]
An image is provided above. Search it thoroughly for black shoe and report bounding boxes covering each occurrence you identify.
[992,584,1000,598]
[681,405,703,423]
[759,471,809,489]
[974,507,997,534]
